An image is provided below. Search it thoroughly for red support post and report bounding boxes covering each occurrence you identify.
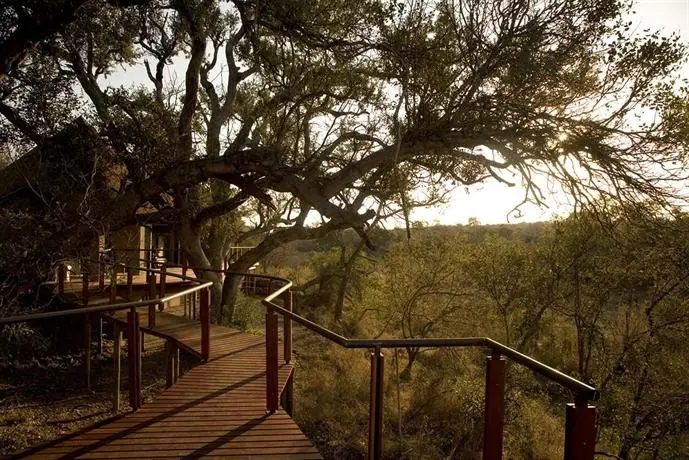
[126,268,133,301]
[564,397,597,460]
[127,308,141,410]
[98,262,105,291]
[109,272,116,304]
[166,339,177,388]
[283,290,293,364]
[148,303,156,329]
[57,264,65,295]
[148,273,156,299]
[200,288,210,362]
[368,348,384,460]
[158,262,167,307]
[146,272,156,299]
[84,314,92,389]
[147,273,157,328]
[82,271,89,306]
[265,310,279,413]
[483,352,506,460]
[281,370,295,417]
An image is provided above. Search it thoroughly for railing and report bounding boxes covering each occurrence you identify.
[1,260,212,412]
[259,276,599,460]
[8,253,599,460]
[105,245,257,271]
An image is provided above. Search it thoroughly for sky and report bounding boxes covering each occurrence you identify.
[103,0,689,227]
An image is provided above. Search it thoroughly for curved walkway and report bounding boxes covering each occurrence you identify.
[15,293,321,458]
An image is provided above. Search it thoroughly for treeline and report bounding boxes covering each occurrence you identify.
[266,207,689,459]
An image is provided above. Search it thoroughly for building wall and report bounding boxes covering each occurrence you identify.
[110,224,142,271]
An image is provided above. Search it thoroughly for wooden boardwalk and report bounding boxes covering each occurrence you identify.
[15,281,322,459]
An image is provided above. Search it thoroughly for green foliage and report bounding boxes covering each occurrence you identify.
[289,209,689,459]
[228,292,263,332]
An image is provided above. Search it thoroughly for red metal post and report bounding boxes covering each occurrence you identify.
[82,271,89,306]
[112,321,121,411]
[136,316,142,409]
[564,397,597,460]
[98,258,105,291]
[148,303,156,328]
[283,290,293,364]
[281,370,294,417]
[158,262,167,307]
[200,288,210,362]
[148,273,156,299]
[368,348,384,460]
[126,268,133,301]
[127,308,141,410]
[84,314,92,388]
[166,339,176,388]
[109,272,116,304]
[57,264,65,295]
[147,273,156,328]
[483,352,506,460]
[265,310,279,413]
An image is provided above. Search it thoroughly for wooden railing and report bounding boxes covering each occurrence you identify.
[259,276,599,460]
[17,254,598,460]
[2,260,213,412]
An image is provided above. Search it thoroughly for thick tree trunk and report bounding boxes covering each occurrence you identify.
[177,218,225,319]
[221,273,243,323]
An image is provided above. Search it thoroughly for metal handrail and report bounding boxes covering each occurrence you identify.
[140,258,599,400]
[3,251,600,458]
[0,267,211,326]
[4,255,598,400]
[262,295,598,400]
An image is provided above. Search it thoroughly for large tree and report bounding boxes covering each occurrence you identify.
[1,0,689,319]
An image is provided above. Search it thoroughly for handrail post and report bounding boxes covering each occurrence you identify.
[148,273,156,328]
[564,395,597,460]
[281,370,294,417]
[82,271,89,306]
[483,351,506,460]
[127,307,141,410]
[149,272,156,299]
[200,288,210,362]
[368,347,384,460]
[266,308,279,413]
[158,262,167,308]
[57,264,65,295]
[112,322,121,411]
[283,290,293,364]
[109,270,117,304]
[126,268,133,301]
[98,260,105,292]
[148,302,157,329]
[166,339,178,388]
[84,313,92,389]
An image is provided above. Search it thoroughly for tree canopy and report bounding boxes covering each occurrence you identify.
[1,0,689,316]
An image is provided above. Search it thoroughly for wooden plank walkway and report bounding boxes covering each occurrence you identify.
[14,282,322,459]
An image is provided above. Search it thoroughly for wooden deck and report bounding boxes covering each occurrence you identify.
[15,279,322,459]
